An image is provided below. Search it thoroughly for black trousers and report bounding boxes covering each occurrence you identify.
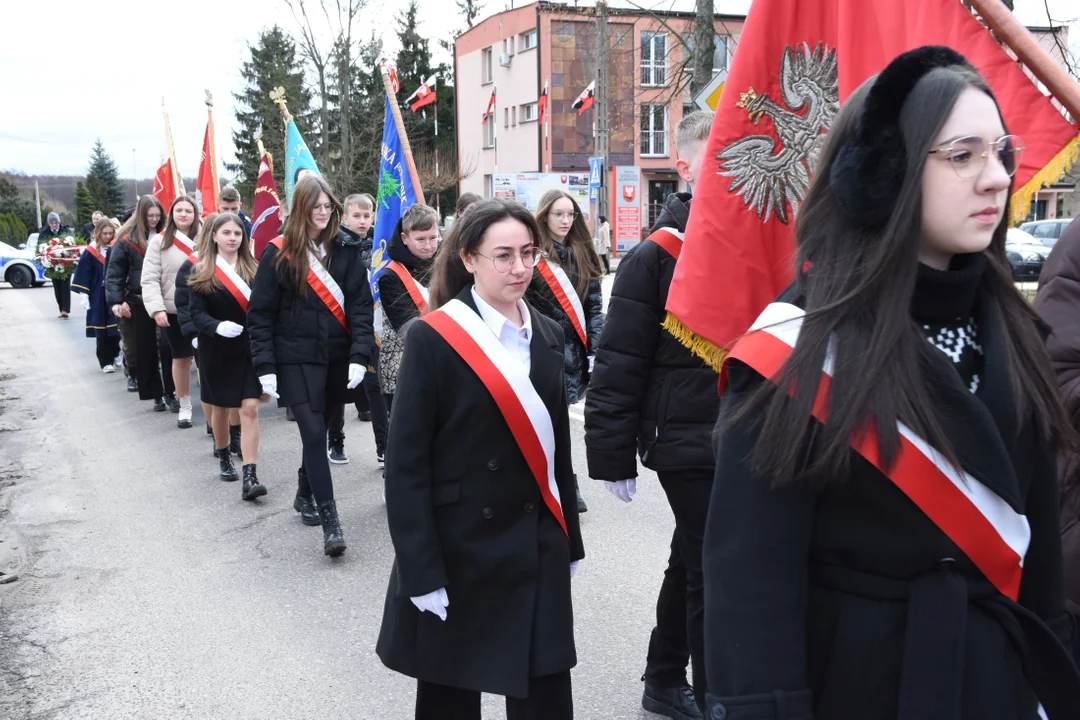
[645,470,712,709]
[96,335,121,368]
[415,672,573,720]
[599,253,610,274]
[53,278,71,313]
[131,301,175,401]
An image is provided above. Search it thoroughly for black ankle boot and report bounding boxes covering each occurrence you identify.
[241,464,267,501]
[318,500,346,556]
[229,425,242,460]
[292,469,320,526]
[218,450,238,481]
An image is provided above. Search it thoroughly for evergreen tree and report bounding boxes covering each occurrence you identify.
[345,33,389,198]
[0,178,40,234]
[6,213,27,245]
[86,140,125,215]
[0,215,12,248]
[74,181,95,230]
[227,26,315,203]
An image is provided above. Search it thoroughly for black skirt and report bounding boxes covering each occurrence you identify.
[197,335,262,408]
[278,361,348,414]
[162,314,195,359]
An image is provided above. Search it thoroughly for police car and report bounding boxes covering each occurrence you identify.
[1,234,48,288]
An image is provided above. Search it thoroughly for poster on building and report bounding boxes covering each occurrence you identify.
[613,166,642,253]
[492,172,591,224]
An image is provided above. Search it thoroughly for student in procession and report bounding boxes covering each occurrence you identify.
[528,188,605,513]
[105,225,137,391]
[376,203,439,415]
[247,175,374,557]
[142,195,201,429]
[186,213,266,500]
[455,192,481,220]
[41,211,75,318]
[703,47,1080,720]
[376,199,584,720]
[584,110,716,720]
[105,195,176,412]
[71,219,121,373]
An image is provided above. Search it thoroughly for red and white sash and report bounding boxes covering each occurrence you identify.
[386,260,430,313]
[536,257,587,347]
[647,227,683,259]
[122,234,145,257]
[724,302,1030,601]
[85,244,106,265]
[168,232,198,265]
[423,299,568,538]
[268,237,349,334]
[214,256,252,313]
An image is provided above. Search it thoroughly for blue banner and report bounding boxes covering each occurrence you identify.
[284,118,322,208]
[370,95,418,306]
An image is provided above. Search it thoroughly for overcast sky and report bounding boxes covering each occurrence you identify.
[0,0,1074,180]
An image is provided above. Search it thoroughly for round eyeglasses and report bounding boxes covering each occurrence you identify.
[474,248,545,273]
[927,134,1025,178]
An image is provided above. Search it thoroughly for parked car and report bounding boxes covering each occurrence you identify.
[1019,218,1073,248]
[1006,227,1050,282]
[1,242,47,288]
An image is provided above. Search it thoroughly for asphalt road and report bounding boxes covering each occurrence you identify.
[0,273,684,720]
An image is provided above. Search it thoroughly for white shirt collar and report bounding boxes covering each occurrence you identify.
[471,287,532,342]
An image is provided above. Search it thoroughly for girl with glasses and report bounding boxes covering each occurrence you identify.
[703,47,1080,719]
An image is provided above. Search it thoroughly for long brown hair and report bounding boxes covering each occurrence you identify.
[738,66,1074,489]
[429,199,543,309]
[196,213,219,255]
[117,195,165,250]
[188,213,258,295]
[160,195,202,251]
[274,175,342,296]
[533,189,601,297]
[92,219,116,249]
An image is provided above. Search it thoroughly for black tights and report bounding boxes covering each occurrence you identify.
[291,402,335,506]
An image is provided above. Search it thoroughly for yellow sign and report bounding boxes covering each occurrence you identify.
[694,69,729,112]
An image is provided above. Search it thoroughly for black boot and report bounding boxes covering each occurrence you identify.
[205,421,213,435]
[218,450,238,481]
[327,433,349,464]
[642,681,703,720]
[166,392,180,413]
[575,474,588,513]
[292,469,320,526]
[229,425,242,460]
[127,377,138,392]
[318,500,347,557]
[153,397,167,412]
[241,464,267,501]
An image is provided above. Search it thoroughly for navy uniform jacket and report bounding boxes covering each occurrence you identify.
[71,246,119,339]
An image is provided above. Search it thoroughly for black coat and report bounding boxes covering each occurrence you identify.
[175,261,195,338]
[246,235,374,377]
[704,292,1080,720]
[526,241,604,404]
[38,224,72,241]
[377,228,434,335]
[187,270,261,407]
[104,233,147,306]
[377,288,585,698]
[584,193,719,479]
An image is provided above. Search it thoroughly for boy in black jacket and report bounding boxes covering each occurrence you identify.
[584,111,717,719]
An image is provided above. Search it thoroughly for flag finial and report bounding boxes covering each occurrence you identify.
[270,86,292,122]
[205,90,213,108]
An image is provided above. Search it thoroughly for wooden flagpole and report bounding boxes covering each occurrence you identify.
[205,90,220,210]
[380,62,427,205]
[162,98,184,199]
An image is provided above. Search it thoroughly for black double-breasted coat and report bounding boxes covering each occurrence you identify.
[376,288,585,698]
[186,267,261,408]
[704,288,1080,720]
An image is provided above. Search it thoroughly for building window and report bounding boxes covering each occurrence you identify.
[505,107,510,128]
[521,102,538,122]
[641,32,668,87]
[682,33,730,72]
[682,102,695,118]
[484,174,494,199]
[482,47,493,84]
[641,103,668,157]
[520,29,537,51]
[503,36,515,56]
[512,106,517,126]
[484,116,496,148]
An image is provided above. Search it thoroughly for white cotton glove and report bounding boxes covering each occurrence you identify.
[347,363,366,390]
[410,587,449,622]
[191,337,198,350]
[570,560,580,578]
[606,479,637,503]
[215,320,244,338]
[588,355,596,373]
[80,295,91,310]
[259,374,279,400]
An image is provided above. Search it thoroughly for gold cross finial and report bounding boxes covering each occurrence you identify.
[269,86,292,122]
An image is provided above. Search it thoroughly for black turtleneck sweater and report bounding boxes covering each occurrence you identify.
[911,253,986,394]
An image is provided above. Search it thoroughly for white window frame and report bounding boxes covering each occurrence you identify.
[482,47,493,84]
[641,32,668,87]
[682,33,730,73]
[503,36,515,56]
[520,29,538,51]
[485,174,494,199]
[640,103,668,157]
[521,102,538,122]
[484,116,496,148]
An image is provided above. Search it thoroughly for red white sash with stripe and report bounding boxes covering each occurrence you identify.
[85,244,106,265]
[536,257,587,347]
[386,260,430,313]
[423,299,568,538]
[168,232,198,264]
[214,256,252,313]
[122,234,145,257]
[647,228,683,259]
[269,237,349,334]
[724,302,1030,601]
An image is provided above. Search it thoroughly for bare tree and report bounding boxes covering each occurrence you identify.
[414,148,478,198]
[691,0,715,96]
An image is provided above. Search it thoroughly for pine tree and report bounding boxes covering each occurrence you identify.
[345,33,389,197]
[86,140,125,215]
[5,213,27,245]
[227,26,315,203]
[456,0,484,28]
[74,181,95,230]
[0,215,12,248]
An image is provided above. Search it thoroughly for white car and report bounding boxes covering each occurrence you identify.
[1,236,48,288]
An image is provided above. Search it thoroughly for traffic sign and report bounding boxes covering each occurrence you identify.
[589,157,604,188]
[694,68,729,112]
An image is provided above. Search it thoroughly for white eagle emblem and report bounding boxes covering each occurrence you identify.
[718,43,839,224]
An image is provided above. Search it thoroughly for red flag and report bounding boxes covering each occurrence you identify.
[538,80,549,124]
[664,0,1080,370]
[482,86,497,125]
[571,81,595,116]
[152,159,178,213]
[251,153,282,260]
[196,117,218,219]
[405,75,437,113]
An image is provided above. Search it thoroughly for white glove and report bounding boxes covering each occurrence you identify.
[410,587,449,621]
[570,560,580,578]
[215,320,244,338]
[80,295,91,310]
[606,479,637,503]
[347,363,366,390]
[588,355,596,373]
[191,337,198,350]
[259,373,279,399]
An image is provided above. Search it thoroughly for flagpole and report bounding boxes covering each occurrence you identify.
[434,78,440,217]
[205,90,219,208]
[380,66,427,205]
[494,84,499,174]
[162,98,183,198]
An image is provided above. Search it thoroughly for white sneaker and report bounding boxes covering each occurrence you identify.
[102,364,116,374]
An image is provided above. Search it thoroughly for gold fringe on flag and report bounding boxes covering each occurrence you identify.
[662,312,729,373]
[1010,134,1080,226]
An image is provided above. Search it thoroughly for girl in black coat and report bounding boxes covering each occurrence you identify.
[377,199,584,720]
[186,213,266,501]
[247,176,374,557]
[704,48,1080,720]
[105,195,173,409]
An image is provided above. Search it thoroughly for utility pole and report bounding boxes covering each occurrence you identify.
[132,148,139,201]
[34,179,41,228]
[595,0,610,231]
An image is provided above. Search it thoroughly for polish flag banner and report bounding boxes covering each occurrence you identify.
[571,81,595,116]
